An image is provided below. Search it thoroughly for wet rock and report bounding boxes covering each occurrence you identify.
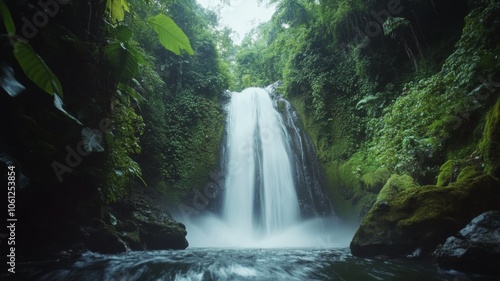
[137,220,188,250]
[350,175,500,258]
[112,192,189,250]
[84,226,128,254]
[435,211,500,275]
[79,190,189,253]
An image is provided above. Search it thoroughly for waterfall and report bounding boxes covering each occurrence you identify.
[184,85,335,247]
[223,87,300,239]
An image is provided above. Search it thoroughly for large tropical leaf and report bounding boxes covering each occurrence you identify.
[104,42,138,82]
[147,14,194,55]
[105,0,130,23]
[0,0,15,34]
[13,41,63,97]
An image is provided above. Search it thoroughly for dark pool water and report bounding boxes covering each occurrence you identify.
[14,248,498,281]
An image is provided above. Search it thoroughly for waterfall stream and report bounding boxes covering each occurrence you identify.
[223,87,301,239]
[185,85,335,247]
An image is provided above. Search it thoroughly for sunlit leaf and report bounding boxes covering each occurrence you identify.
[0,0,15,34]
[147,13,194,55]
[104,42,138,81]
[82,127,105,152]
[13,41,63,97]
[54,94,82,125]
[0,63,25,97]
[105,0,130,23]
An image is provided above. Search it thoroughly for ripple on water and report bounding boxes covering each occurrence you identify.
[15,248,500,281]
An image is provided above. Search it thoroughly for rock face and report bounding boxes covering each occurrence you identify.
[81,192,188,254]
[112,193,189,251]
[435,211,500,275]
[350,175,500,258]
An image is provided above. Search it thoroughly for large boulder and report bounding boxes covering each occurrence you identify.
[83,226,128,254]
[350,175,500,258]
[113,193,189,250]
[137,219,188,250]
[435,211,500,275]
[82,191,189,254]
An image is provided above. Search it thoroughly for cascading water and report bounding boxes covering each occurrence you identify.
[185,85,336,247]
[223,87,301,239]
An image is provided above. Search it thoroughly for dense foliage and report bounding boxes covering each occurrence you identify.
[0,0,229,256]
[231,0,499,219]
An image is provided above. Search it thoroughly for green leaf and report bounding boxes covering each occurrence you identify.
[118,82,146,103]
[147,13,194,56]
[125,42,148,65]
[0,0,15,34]
[13,41,63,97]
[54,94,82,125]
[114,25,132,42]
[105,0,130,23]
[383,17,410,36]
[104,42,138,82]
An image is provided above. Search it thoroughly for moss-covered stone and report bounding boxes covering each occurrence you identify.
[479,97,500,177]
[436,160,458,187]
[375,174,418,204]
[350,175,500,258]
[457,165,480,182]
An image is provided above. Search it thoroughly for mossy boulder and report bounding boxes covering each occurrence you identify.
[375,174,418,204]
[436,160,459,187]
[350,175,500,258]
[457,165,480,182]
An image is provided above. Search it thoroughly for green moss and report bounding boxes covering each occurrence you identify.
[362,167,391,192]
[436,160,456,187]
[457,166,480,182]
[375,174,418,204]
[396,175,500,227]
[289,96,321,156]
[323,161,354,219]
[479,97,500,176]
[352,175,500,257]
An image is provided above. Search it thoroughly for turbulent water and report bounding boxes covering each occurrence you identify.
[18,248,497,281]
